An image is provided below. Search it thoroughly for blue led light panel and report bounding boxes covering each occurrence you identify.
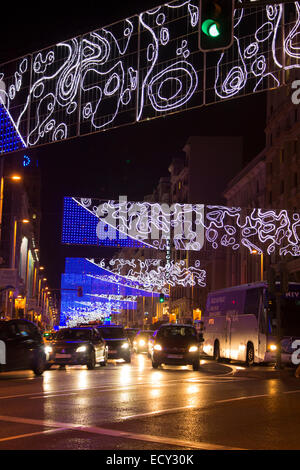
[62,197,148,248]
[0,104,26,153]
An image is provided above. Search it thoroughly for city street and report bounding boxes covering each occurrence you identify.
[0,354,299,451]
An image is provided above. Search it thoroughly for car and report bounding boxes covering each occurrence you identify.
[46,327,108,369]
[125,328,140,346]
[0,319,46,376]
[96,325,131,363]
[133,330,155,354]
[149,324,202,370]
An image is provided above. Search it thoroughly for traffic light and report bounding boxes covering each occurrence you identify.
[199,0,234,52]
[77,286,83,297]
[159,294,165,303]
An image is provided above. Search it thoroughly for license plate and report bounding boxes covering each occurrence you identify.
[109,350,117,353]
[167,354,183,359]
[55,353,71,358]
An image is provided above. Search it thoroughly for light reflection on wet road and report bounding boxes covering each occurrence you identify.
[0,354,300,450]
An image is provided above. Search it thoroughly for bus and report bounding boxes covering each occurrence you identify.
[202,282,300,366]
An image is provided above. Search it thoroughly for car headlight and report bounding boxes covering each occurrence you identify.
[76,345,87,353]
[44,346,52,354]
[139,340,145,346]
[154,344,162,351]
[268,344,277,352]
[189,346,198,353]
[121,342,129,349]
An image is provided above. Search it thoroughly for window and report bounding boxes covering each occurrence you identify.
[269,191,272,205]
[0,323,19,340]
[244,288,262,316]
[294,172,298,187]
[280,149,284,164]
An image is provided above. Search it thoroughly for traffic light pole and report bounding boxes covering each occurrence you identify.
[275,292,282,370]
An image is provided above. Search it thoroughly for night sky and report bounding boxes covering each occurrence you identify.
[0,1,267,293]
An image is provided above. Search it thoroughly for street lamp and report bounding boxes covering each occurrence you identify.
[251,249,264,281]
[11,218,30,269]
[0,173,23,243]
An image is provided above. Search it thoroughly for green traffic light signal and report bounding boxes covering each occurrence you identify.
[202,19,221,38]
[199,0,234,52]
[159,294,165,303]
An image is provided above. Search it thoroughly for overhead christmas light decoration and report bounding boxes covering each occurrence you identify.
[88,257,207,292]
[1,1,300,154]
[63,197,300,257]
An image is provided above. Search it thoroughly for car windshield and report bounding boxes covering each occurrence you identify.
[56,329,92,340]
[157,326,197,338]
[126,330,138,338]
[138,331,153,337]
[99,327,125,339]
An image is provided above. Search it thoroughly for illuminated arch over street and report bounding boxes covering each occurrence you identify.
[62,197,300,257]
[1,1,300,154]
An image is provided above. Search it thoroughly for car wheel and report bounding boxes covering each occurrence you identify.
[32,352,46,376]
[192,360,200,371]
[246,343,255,367]
[87,350,96,370]
[124,355,131,364]
[152,360,160,369]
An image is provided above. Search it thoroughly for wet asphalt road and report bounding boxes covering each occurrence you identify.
[0,354,300,451]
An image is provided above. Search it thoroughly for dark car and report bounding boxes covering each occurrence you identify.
[149,324,201,370]
[133,330,155,354]
[0,319,46,376]
[125,328,140,346]
[97,325,131,363]
[46,327,108,369]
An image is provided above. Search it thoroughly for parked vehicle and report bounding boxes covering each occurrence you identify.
[0,319,46,376]
[149,324,201,370]
[46,327,108,369]
[97,325,131,363]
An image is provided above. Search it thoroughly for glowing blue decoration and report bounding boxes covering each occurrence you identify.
[0,104,26,154]
[23,155,31,167]
[60,257,169,326]
[62,197,149,248]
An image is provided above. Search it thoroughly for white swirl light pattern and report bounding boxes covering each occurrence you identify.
[204,206,300,257]
[1,2,300,153]
[88,257,207,292]
[75,198,300,257]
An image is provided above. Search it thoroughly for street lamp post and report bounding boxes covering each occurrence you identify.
[0,173,22,244]
[11,218,30,269]
[251,249,264,281]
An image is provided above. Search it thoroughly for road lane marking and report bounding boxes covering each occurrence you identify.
[0,427,67,443]
[121,405,196,421]
[215,388,300,404]
[1,376,248,401]
[0,415,244,450]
